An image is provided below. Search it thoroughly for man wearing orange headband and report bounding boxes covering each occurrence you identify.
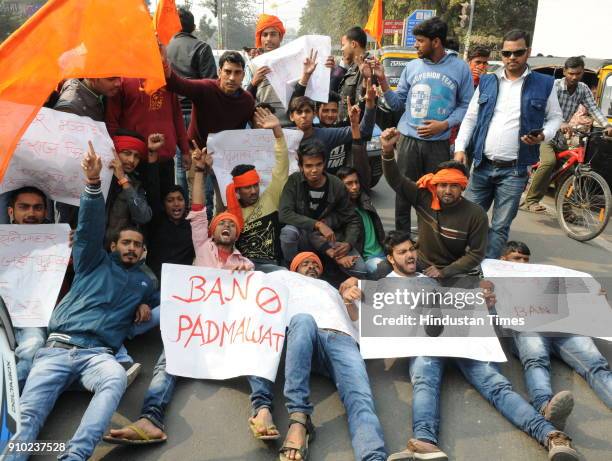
[247,14,291,126]
[381,127,488,278]
[228,108,289,273]
[272,252,387,461]
[105,129,165,246]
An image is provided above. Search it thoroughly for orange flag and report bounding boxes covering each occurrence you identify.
[0,0,166,182]
[364,0,384,46]
[154,0,182,45]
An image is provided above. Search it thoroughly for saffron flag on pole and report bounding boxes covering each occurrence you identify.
[364,0,384,46]
[154,0,182,45]
[0,0,166,183]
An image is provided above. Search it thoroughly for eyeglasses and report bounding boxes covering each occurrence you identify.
[501,49,527,58]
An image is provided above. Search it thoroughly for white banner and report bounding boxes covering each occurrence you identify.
[252,35,332,109]
[481,259,612,340]
[160,264,289,381]
[0,224,71,327]
[0,108,115,206]
[207,129,303,205]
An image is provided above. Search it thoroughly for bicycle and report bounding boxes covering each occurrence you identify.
[530,129,612,241]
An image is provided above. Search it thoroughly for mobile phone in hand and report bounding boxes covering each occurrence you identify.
[527,128,544,137]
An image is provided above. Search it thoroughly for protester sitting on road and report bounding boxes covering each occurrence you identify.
[273,252,387,461]
[335,105,385,278]
[12,145,159,461]
[279,139,366,280]
[381,127,488,278]
[501,241,612,415]
[103,146,279,446]
[229,108,289,273]
[104,130,163,247]
[289,83,376,162]
[341,232,581,461]
[247,14,291,125]
[105,77,191,193]
[6,187,50,390]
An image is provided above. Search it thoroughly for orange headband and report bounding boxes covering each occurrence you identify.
[226,170,260,229]
[416,168,469,211]
[209,212,242,239]
[290,252,323,274]
[255,14,285,48]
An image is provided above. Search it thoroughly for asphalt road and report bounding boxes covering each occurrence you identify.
[35,179,611,461]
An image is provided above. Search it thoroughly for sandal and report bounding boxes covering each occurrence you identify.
[521,203,547,213]
[279,413,316,461]
[249,416,281,441]
[103,424,167,445]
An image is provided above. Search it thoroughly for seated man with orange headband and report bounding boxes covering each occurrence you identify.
[227,107,289,273]
[268,252,387,461]
[247,14,291,126]
[381,127,488,278]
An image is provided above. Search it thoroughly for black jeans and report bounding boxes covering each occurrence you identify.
[395,135,450,233]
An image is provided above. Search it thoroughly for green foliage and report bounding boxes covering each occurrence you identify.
[196,14,217,41]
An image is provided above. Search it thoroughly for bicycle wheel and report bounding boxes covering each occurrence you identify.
[556,170,611,241]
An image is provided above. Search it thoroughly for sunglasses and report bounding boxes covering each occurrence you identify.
[501,49,527,58]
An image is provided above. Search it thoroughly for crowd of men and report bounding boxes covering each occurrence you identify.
[2,8,611,461]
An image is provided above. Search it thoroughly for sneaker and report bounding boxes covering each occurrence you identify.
[387,439,448,461]
[543,391,574,430]
[121,362,142,388]
[547,431,579,461]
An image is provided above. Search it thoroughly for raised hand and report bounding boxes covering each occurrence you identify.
[303,49,318,77]
[81,141,102,181]
[253,107,281,130]
[109,148,126,181]
[325,55,336,69]
[191,140,212,172]
[148,132,165,152]
[364,77,377,109]
[356,55,372,79]
[347,96,361,127]
[380,127,401,154]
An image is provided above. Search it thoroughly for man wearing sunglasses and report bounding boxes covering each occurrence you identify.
[454,29,562,259]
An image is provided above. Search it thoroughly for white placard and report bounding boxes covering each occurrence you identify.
[0,224,71,327]
[207,129,303,205]
[481,259,612,340]
[252,35,332,109]
[160,264,289,381]
[0,108,115,206]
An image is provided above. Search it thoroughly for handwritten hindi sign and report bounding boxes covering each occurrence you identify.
[207,129,303,205]
[252,35,331,109]
[0,108,115,206]
[0,224,71,328]
[481,259,612,339]
[160,264,289,381]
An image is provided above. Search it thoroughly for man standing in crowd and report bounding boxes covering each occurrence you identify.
[381,128,487,278]
[105,77,190,193]
[501,241,612,417]
[248,14,291,125]
[454,29,563,258]
[376,17,474,234]
[468,46,491,88]
[11,146,158,461]
[228,108,289,272]
[272,252,387,461]
[521,56,612,213]
[6,187,50,389]
[279,139,366,279]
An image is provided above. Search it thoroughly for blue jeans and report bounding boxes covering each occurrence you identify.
[140,352,274,430]
[464,162,529,259]
[284,314,387,461]
[513,333,612,410]
[12,346,127,461]
[409,356,557,446]
[280,225,368,279]
[14,327,47,390]
[115,306,161,364]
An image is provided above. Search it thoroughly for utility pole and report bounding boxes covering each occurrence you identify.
[217,0,223,49]
[462,0,475,60]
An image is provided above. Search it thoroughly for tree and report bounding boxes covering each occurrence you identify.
[200,0,256,49]
[0,6,25,41]
[196,14,217,41]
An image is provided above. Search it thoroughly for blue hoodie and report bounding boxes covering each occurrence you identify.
[384,51,474,141]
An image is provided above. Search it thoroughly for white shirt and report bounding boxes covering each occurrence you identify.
[386,271,428,278]
[455,67,563,161]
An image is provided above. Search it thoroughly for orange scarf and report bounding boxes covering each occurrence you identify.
[290,252,323,275]
[255,14,285,48]
[225,169,260,229]
[416,168,469,211]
